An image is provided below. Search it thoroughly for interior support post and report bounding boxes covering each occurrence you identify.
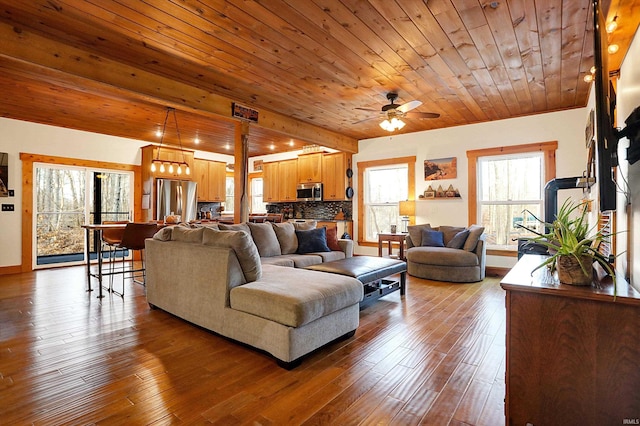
[234,121,250,224]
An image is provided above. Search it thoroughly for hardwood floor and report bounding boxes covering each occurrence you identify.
[0,265,506,425]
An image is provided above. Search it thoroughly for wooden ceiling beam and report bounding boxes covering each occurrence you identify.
[0,21,358,153]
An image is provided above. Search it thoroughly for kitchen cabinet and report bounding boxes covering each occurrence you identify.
[193,158,226,202]
[297,153,322,183]
[322,152,351,200]
[278,159,297,202]
[500,255,640,425]
[263,162,279,202]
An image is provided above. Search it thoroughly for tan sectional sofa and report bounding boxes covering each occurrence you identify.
[405,224,486,283]
[145,224,362,368]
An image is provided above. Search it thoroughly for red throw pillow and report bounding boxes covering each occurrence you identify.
[325,226,341,251]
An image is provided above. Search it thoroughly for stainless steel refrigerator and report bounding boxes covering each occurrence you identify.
[156,179,198,222]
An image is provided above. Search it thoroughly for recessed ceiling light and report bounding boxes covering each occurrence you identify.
[289,140,295,147]
[584,74,594,83]
[155,129,163,137]
[270,144,275,150]
[608,44,619,54]
[224,143,231,150]
[194,136,200,144]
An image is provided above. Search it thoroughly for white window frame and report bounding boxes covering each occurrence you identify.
[357,156,415,245]
[476,152,544,249]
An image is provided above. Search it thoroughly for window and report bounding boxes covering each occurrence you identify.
[250,177,267,213]
[357,156,415,244]
[478,153,544,248]
[225,176,234,213]
[467,142,557,252]
[34,163,132,267]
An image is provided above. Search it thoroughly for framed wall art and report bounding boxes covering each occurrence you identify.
[424,157,457,180]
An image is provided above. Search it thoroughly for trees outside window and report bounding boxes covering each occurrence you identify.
[357,156,415,244]
[478,153,544,249]
[467,142,557,252]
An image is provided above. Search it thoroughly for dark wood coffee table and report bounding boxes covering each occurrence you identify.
[305,256,406,309]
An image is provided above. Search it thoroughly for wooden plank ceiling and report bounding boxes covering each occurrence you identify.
[0,0,638,157]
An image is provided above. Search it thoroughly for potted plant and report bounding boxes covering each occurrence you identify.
[518,199,616,286]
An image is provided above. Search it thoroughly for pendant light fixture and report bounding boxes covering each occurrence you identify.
[150,107,191,176]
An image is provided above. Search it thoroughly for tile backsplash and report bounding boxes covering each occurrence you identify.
[267,201,352,220]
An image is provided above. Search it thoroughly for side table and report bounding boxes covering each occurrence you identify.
[377,232,407,260]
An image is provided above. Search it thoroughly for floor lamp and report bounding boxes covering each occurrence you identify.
[398,200,415,233]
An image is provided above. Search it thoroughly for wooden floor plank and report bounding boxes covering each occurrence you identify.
[0,265,506,424]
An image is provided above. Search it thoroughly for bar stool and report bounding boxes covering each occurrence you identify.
[101,220,129,290]
[109,222,158,296]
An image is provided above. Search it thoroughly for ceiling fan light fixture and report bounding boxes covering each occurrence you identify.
[380,117,405,132]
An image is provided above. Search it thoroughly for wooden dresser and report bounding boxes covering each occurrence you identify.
[500,255,640,426]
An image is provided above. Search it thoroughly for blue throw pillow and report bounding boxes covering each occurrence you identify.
[421,229,445,247]
[295,227,331,254]
[447,229,470,249]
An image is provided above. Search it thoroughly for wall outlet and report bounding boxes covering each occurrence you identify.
[8,189,14,196]
[2,204,15,211]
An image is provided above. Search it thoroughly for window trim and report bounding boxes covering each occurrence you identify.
[357,156,415,246]
[466,141,557,254]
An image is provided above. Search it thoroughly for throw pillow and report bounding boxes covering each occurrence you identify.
[247,222,282,257]
[446,229,470,249]
[218,222,251,235]
[271,222,298,254]
[325,226,341,251]
[407,224,432,247]
[296,227,331,254]
[292,220,317,231]
[171,226,205,243]
[152,226,172,241]
[421,229,445,247]
[463,224,485,251]
[439,225,466,246]
[202,228,262,282]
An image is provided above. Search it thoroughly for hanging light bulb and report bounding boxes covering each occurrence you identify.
[584,74,594,83]
[177,164,182,175]
[608,44,619,54]
[151,162,157,172]
[606,16,618,33]
[185,165,191,175]
[168,163,174,174]
[160,163,166,173]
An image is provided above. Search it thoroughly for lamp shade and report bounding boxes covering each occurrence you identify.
[399,200,415,216]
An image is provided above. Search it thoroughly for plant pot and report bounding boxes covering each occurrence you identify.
[556,254,593,286]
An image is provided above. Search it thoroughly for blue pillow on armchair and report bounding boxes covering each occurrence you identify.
[421,229,445,247]
[295,227,331,254]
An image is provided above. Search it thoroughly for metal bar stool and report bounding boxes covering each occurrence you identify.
[110,222,158,296]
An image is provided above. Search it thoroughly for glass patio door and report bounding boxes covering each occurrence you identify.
[34,164,132,268]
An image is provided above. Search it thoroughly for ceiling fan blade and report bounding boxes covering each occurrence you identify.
[405,111,440,119]
[355,107,379,112]
[397,100,422,113]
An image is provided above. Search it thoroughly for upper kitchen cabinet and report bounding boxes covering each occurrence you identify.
[297,153,322,183]
[142,145,195,180]
[278,159,298,202]
[262,162,279,203]
[322,152,352,201]
[193,158,226,202]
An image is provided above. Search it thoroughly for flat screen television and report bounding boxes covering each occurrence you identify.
[592,0,617,212]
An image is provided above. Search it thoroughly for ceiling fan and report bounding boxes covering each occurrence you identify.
[354,92,440,131]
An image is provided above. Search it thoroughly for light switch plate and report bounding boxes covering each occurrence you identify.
[2,204,15,211]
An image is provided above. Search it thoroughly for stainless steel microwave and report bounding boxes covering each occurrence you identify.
[296,183,322,201]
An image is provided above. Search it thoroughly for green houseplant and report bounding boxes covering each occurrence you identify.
[518,199,615,286]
